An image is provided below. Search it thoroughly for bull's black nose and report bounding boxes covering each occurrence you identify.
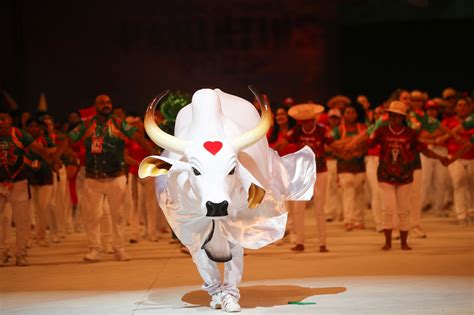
[206,201,229,217]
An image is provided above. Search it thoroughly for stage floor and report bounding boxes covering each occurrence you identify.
[1,211,473,314]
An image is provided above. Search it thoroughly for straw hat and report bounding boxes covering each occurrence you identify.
[410,90,424,100]
[328,108,342,118]
[386,101,409,116]
[442,88,456,99]
[288,103,325,120]
[328,95,350,108]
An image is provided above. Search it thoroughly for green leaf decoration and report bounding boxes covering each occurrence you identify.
[158,91,190,135]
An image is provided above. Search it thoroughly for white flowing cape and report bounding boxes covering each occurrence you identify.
[154,146,316,255]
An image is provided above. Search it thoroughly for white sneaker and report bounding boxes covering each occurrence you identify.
[103,243,114,254]
[15,256,29,266]
[222,294,241,312]
[209,291,222,309]
[114,249,131,261]
[83,249,100,262]
[51,234,60,243]
[37,239,49,247]
[411,226,427,238]
[1,251,10,266]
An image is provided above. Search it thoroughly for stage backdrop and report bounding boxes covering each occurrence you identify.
[1,0,339,120]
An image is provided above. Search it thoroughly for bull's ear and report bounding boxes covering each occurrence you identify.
[247,183,266,209]
[236,162,266,209]
[138,155,190,179]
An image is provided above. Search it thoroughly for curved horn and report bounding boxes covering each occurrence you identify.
[144,90,187,155]
[233,85,272,151]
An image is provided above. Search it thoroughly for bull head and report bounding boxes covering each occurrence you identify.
[139,86,271,217]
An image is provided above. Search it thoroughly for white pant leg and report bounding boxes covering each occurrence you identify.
[75,167,86,228]
[143,178,158,237]
[291,200,306,245]
[353,173,366,225]
[55,167,68,234]
[313,172,327,246]
[2,202,12,249]
[193,249,222,296]
[379,183,397,230]
[130,175,141,239]
[9,180,30,257]
[427,146,447,212]
[448,160,470,220]
[410,169,422,227]
[396,183,412,231]
[339,173,358,225]
[83,178,106,250]
[324,159,342,219]
[420,153,435,209]
[366,156,382,230]
[103,176,127,250]
[32,185,53,241]
[222,244,243,299]
[464,160,474,212]
[380,182,412,230]
[101,197,112,247]
[123,174,133,226]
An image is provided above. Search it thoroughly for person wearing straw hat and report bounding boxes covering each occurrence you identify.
[351,90,453,239]
[362,101,449,250]
[327,95,351,112]
[286,103,340,252]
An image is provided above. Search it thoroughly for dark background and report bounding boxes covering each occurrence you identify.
[1,0,473,120]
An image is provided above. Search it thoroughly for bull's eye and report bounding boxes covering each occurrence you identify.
[228,167,235,175]
[192,167,201,176]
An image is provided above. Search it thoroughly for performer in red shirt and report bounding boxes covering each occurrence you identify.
[286,103,341,252]
[364,101,449,250]
[440,98,474,224]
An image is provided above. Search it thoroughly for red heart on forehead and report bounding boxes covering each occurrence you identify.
[203,141,223,155]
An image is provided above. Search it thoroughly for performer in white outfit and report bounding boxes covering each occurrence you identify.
[139,88,316,312]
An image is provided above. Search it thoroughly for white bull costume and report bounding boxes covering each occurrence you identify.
[139,86,316,312]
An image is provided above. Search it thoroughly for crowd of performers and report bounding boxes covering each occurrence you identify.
[0,87,473,267]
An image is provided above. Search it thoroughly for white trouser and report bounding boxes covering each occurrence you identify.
[421,146,450,212]
[324,159,342,220]
[324,160,342,219]
[2,202,12,248]
[410,169,422,227]
[291,172,327,246]
[365,156,382,230]
[130,175,159,239]
[339,172,366,225]
[100,199,113,246]
[123,173,133,226]
[30,185,53,241]
[448,159,474,220]
[379,182,412,231]
[0,180,30,257]
[193,244,243,299]
[74,167,86,228]
[82,175,127,250]
[49,166,68,235]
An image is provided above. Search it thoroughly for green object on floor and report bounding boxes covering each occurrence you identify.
[288,301,316,305]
